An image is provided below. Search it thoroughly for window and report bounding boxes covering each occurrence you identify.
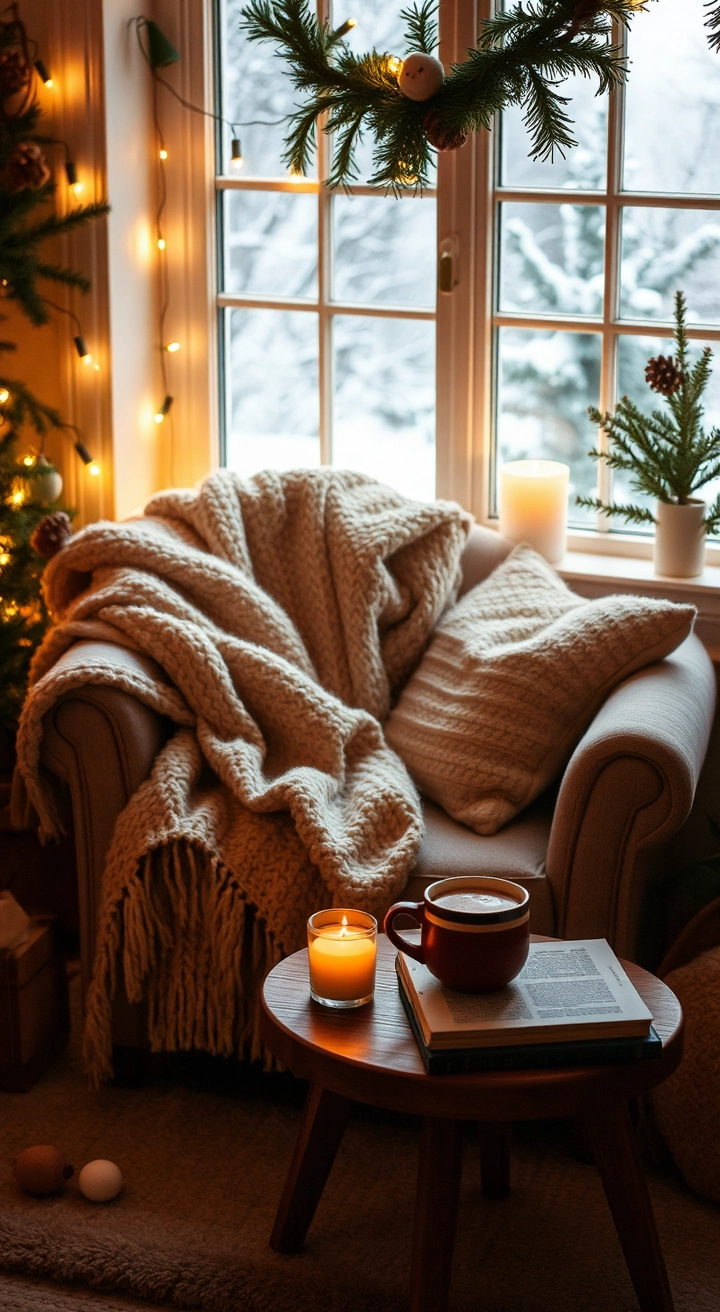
[490,0,720,544]
[214,0,720,546]
[216,0,438,501]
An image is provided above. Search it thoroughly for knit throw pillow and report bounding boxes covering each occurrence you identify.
[385,545,696,836]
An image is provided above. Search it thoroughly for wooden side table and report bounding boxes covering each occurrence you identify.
[261,936,683,1312]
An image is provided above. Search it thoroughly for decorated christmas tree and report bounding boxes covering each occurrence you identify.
[0,6,108,771]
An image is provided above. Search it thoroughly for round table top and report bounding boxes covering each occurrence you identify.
[261,936,684,1122]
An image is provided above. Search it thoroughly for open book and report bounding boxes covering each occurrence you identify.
[397,939,653,1051]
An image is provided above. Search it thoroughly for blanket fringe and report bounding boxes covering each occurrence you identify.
[83,840,281,1086]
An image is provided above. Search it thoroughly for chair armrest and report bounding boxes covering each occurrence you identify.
[39,640,172,998]
[458,525,512,597]
[546,633,716,967]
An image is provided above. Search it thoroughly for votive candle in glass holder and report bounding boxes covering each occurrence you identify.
[307,909,377,1009]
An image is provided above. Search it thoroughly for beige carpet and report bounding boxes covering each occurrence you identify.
[0,972,719,1312]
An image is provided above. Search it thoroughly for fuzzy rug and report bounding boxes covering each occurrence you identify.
[0,971,719,1312]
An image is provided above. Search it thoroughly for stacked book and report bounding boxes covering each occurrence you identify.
[396,939,660,1074]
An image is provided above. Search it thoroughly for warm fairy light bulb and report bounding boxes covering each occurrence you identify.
[165,341,180,353]
[231,138,243,169]
[88,462,101,476]
[72,181,84,196]
[82,353,94,367]
[159,149,168,160]
[11,487,25,506]
[35,58,53,87]
[93,361,100,371]
[0,388,9,403]
[23,454,35,467]
[386,56,402,76]
[157,237,166,250]
[155,394,173,423]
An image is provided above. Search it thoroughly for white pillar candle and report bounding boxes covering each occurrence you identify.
[498,460,570,565]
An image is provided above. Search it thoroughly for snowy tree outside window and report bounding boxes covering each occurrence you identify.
[216,0,720,531]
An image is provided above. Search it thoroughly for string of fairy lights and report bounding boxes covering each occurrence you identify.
[133,16,292,431]
[24,51,101,479]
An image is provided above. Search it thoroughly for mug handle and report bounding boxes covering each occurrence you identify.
[383,901,426,964]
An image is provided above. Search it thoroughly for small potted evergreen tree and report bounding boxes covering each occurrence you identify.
[577,291,720,578]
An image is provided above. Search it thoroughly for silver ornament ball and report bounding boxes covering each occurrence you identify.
[31,455,63,504]
[398,52,444,102]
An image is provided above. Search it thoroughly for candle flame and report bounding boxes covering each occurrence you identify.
[340,914,348,937]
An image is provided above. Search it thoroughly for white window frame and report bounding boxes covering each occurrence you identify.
[212,0,720,574]
[216,0,440,475]
[466,1,720,563]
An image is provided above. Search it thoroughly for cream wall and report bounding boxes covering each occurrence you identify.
[11,0,216,526]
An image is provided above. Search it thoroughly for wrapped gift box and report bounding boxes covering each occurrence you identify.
[0,921,70,1090]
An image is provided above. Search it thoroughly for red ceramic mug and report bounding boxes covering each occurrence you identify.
[384,876,530,992]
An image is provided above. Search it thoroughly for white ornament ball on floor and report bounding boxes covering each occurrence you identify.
[78,1159,123,1202]
[398,52,444,102]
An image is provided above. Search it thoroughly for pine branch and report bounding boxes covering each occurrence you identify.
[35,262,91,293]
[401,2,438,55]
[575,495,657,526]
[705,491,720,536]
[707,0,720,52]
[14,201,110,247]
[0,376,63,435]
[522,67,575,161]
[581,291,720,521]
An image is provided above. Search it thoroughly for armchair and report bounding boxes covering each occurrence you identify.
[38,525,716,1051]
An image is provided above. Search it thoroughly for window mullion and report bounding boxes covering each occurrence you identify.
[317,0,333,467]
[598,16,626,529]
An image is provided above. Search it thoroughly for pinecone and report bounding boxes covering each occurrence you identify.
[4,142,51,192]
[645,354,685,397]
[0,50,30,98]
[30,511,72,559]
[423,109,467,152]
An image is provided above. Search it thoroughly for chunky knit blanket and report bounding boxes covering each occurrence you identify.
[14,468,470,1083]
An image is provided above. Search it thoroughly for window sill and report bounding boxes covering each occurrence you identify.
[558,550,720,659]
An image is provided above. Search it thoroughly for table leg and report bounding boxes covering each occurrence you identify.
[478,1122,511,1200]
[409,1118,464,1312]
[584,1101,675,1312]
[270,1083,352,1254]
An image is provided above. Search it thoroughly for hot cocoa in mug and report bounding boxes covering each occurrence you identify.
[384,876,530,991]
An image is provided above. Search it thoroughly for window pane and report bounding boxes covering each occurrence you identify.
[495,328,601,527]
[623,0,720,195]
[219,0,314,178]
[620,208,720,326]
[222,191,318,297]
[616,334,720,531]
[332,195,436,308]
[224,309,319,476]
[333,316,435,501]
[500,72,607,191]
[498,203,604,317]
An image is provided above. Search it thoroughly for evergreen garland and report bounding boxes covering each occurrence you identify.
[577,292,720,533]
[240,0,642,191]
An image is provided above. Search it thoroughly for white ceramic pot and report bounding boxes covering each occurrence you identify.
[653,499,706,578]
